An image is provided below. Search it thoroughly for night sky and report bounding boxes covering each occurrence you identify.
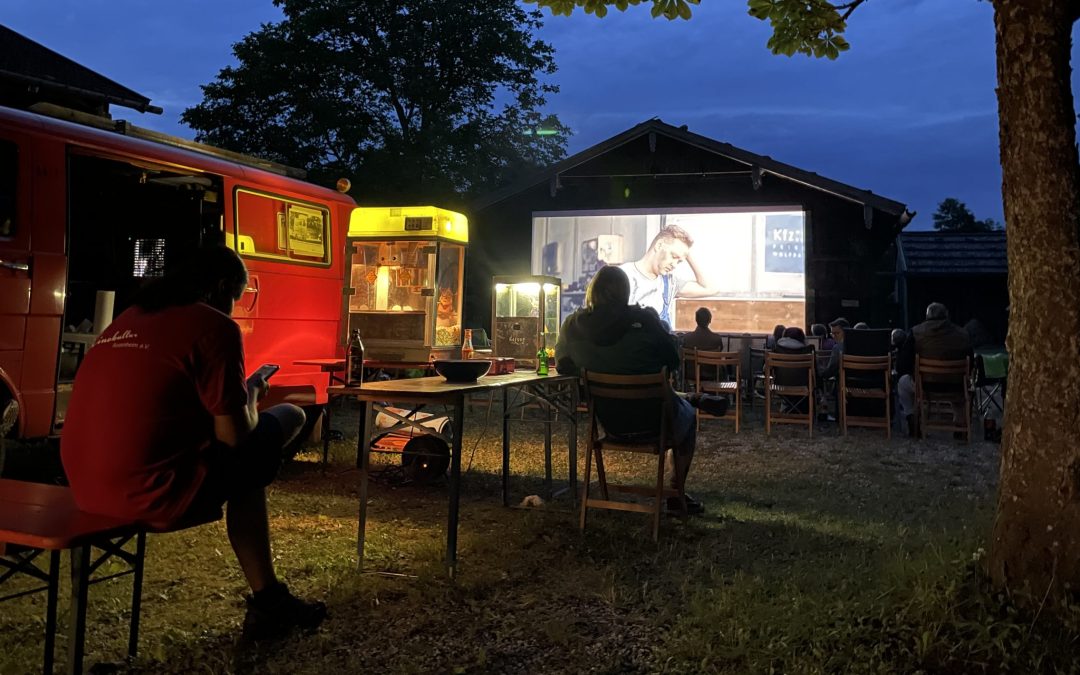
[5,0,1079,227]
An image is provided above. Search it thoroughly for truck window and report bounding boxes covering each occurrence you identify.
[234,188,330,265]
[0,140,15,238]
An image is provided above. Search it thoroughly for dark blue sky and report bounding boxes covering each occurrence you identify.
[6,1,1079,227]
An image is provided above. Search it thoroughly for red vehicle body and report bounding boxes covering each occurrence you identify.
[0,105,355,441]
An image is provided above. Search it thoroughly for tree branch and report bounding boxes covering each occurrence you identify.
[834,0,868,22]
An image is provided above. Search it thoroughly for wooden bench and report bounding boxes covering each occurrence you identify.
[0,479,220,674]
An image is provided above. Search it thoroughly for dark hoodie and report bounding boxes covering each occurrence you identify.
[555,304,679,377]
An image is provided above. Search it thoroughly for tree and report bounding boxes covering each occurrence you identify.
[182,0,568,205]
[932,197,1002,232]
[530,0,1080,608]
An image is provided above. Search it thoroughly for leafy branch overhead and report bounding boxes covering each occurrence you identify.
[528,0,861,58]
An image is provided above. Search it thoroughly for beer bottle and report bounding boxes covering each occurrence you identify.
[347,329,365,387]
[536,334,548,376]
[462,328,475,360]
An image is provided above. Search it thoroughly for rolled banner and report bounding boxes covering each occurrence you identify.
[93,290,115,335]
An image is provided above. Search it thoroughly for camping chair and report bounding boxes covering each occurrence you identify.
[748,346,768,410]
[725,334,756,406]
[693,349,742,432]
[764,352,816,437]
[839,354,892,438]
[915,355,972,443]
[973,351,1008,419]
[580,368,686,542]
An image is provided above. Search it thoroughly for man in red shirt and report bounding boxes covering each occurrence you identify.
[61,246,325,643]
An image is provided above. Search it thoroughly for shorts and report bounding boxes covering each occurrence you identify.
[181,412,287,522]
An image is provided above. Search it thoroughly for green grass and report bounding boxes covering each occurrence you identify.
[2,406,1077,674]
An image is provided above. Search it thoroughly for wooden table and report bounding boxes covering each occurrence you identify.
[328,371,579,576]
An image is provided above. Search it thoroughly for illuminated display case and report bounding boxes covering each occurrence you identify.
[492,275,561,366]
[345,206,468,362]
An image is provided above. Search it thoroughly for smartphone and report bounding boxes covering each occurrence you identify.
[251,363,280,382]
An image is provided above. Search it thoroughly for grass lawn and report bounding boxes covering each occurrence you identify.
[2,402,1076,674]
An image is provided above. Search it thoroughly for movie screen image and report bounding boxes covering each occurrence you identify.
[532,208,805,333]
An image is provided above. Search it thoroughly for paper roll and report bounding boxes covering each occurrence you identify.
[93,290,115,335]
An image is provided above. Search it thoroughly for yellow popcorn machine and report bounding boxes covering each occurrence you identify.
[345,206,468,363]
[492,275,561,367]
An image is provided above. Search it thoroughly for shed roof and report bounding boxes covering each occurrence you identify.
[0,23,159,114]
[472,118,910,220]
[897,231,1007,276]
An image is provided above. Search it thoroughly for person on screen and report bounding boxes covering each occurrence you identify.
[619,225,718,327]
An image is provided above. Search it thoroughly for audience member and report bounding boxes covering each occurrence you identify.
[963,318,995,350]
[853,321,870,330]
[60,246,326,643]
[764,324,786,350]
[817,317,850,381]
[812,323,834,351]
[681,307,725,351]
[896,302,973,435]
[771,326,814,413]
[555,266,727,515]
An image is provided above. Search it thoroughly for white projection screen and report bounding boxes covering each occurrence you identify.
[532,207,806,333]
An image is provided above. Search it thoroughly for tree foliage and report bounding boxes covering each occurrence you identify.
[932,197,1002,232]
[529,0,855,58]
[182,0,568,204]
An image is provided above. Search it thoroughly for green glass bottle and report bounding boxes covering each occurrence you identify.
[535,334,548,376]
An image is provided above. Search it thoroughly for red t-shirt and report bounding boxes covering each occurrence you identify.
[60,303,248,525]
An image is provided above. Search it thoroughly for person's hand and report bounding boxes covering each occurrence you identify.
[246,373,270,403]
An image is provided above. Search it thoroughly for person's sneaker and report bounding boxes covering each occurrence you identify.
[666,494,705,515]
[241,583,327,643]
[687,394,729,417]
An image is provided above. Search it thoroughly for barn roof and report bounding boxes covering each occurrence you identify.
[472,118,910,221]
[897,231,1007,276]
[0,23,160,114]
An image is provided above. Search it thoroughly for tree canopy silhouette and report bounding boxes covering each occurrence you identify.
[182,0,568,205]
[932,197,1002,232]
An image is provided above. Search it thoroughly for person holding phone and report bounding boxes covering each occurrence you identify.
[60,246,325,644]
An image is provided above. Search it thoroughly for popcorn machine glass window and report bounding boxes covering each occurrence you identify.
[344,205,468,362]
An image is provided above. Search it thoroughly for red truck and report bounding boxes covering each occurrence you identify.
[0,104,355,444]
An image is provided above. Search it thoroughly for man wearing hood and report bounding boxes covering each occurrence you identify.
[556,266,722,515]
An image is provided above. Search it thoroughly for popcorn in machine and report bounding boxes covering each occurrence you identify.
[345,206,468,363]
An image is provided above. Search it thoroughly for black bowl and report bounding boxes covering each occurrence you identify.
[434,359,491,383]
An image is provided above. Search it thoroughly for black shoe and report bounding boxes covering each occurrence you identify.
[667,494,705,515]
[688,394,729,417]
[241,583,327,643]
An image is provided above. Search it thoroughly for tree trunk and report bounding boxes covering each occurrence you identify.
[988,0,1080,603]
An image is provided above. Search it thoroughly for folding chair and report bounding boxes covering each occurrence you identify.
[915,355,972,443]
[764,352,816,437]
[840,354,892,438]
[580,368,686,542]
[693,349,742,432]
[973,351,1008,419]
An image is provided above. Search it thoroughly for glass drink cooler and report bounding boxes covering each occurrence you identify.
[345,206,468,363]
[492,275,561,367]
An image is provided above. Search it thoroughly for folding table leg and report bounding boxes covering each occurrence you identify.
[128,531,146,658]
[446,396,465,577]
[501,388,511,508]
[356,401,375,569]
[44,550,60,675]
[543,402,553,498]
[68,545,91,675]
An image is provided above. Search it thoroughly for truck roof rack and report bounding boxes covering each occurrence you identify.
[27,102,308,180]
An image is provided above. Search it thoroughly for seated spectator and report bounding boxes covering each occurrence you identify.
[896,302,973,435]
[60,246,326,643]
[555,266,727,515]
[681,307,725,351]
[818,317,850,381]
[764,324,786,350]
[963,318,995,350]
[811,323,834,352]
[853,321,870,330]
[770,326,814,413]
[890,328,907,371]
